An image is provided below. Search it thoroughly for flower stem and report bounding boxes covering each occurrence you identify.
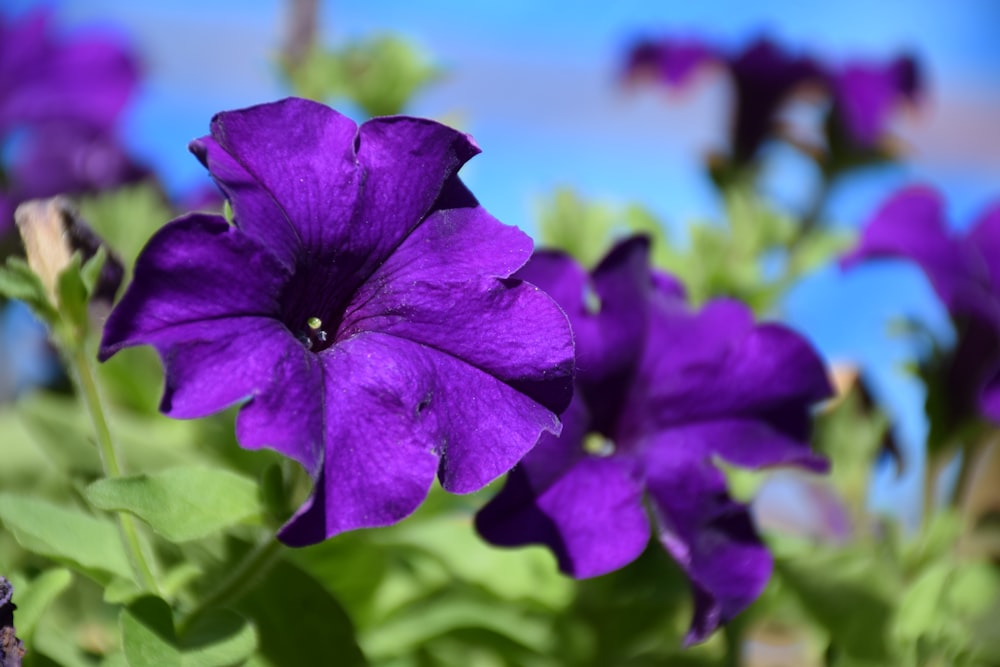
[180,536,283,632]
[70,345,159,593]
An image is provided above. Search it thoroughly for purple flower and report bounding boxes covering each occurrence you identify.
[0,9,143,232]
[0,9,138,135]
[476,237,831,644]
[828,55,920,150]
[99,98,575,544]
[842,186,1000,426]
[623,36,920,167]
[623,37,820,165]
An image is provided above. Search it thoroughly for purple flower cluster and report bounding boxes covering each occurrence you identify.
[624,36,919,167]
[843,186,1000,429]
[0,9,145,232]
[100,98,575,544]
[476,237,831,644]
[100,96,831,642]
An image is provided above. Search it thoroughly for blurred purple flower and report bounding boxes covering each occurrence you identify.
[100,97,575,544]
[476,237,831,644]
[624,36,820,165]
[842,186,1000,426]
[0,9,144,232]
[828,55,920,151]
[623,36,920,166]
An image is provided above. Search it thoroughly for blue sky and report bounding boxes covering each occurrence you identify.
[16,0,1000,518]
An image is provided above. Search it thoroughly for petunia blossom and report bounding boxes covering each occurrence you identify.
[842,185,1000,428]
[0,9,143,233]
[476,236,831,644]
[623,36,820,165]
[827,55,920,151]
[623,35,919,167]
[100,97,575,544]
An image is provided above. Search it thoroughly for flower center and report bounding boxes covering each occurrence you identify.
[296,316,330,351]
[582,433,616,457]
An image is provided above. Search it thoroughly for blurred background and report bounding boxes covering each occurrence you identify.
[6,0,1000,520]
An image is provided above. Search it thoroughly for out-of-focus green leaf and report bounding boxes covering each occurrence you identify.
[121,595,258,667]
[55,254,89,339]
[375,516,571,609]
[776,548,897,662]
[234,548,366,666]
[536,188,617,267]
[0,493,132,583]
[77,184,172,270]
[121,596,181,666]
[893,560,1000,665]
[285,36,441,117]
[0,257,58,324]
[85,467,262,542]
[8,569,72,640]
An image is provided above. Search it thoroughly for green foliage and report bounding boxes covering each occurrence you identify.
[120,595,257,666]
[86,468,263,542]
[0,494,133,584]
[535,185,852,314]
[233,551,366,666]
[0,256,58,322]
[77,184,172,271]
[284,35,441,117]
[7,569,73,641]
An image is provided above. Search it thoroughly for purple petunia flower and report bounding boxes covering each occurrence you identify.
[842,186,1000,426]
[623,35,920,166]
[99,97,575,544]
[623,36,820,165]
[0,9,137,135]
[0,9,143,232]
[828,55,920,150]
[476,237,831,644]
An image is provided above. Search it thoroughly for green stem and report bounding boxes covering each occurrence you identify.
[71,346,159,593]
[180,536,283,631]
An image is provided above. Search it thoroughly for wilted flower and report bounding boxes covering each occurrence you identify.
[0,9,143,232]
[476,237,831,644]
[0,577,23,667]
[100,98,575,544]
[842,186,1000,429]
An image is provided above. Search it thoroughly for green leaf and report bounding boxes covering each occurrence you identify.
[121,596,181,667]
[8,569,73,639]
[0,256,58,323]
[55,253,89,337]
[121,596,258,667]
[776,548,897,662]
[86,467,263,542]
[233,547,366,666]
[0,493,133,583]
[80,245,109,296]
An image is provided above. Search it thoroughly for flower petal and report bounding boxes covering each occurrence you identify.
[190,99,479,286]
[626,298,832,435]
[476,397,649,578]
[842,186,1000,325]
[278,331,563,544]
[644,441,771,645]
[831,56,919,148]
[0,10,138,134]
[650,419,828,473]
[341,192,574,415]
[515,238,651,427]
[99,213,289,358]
